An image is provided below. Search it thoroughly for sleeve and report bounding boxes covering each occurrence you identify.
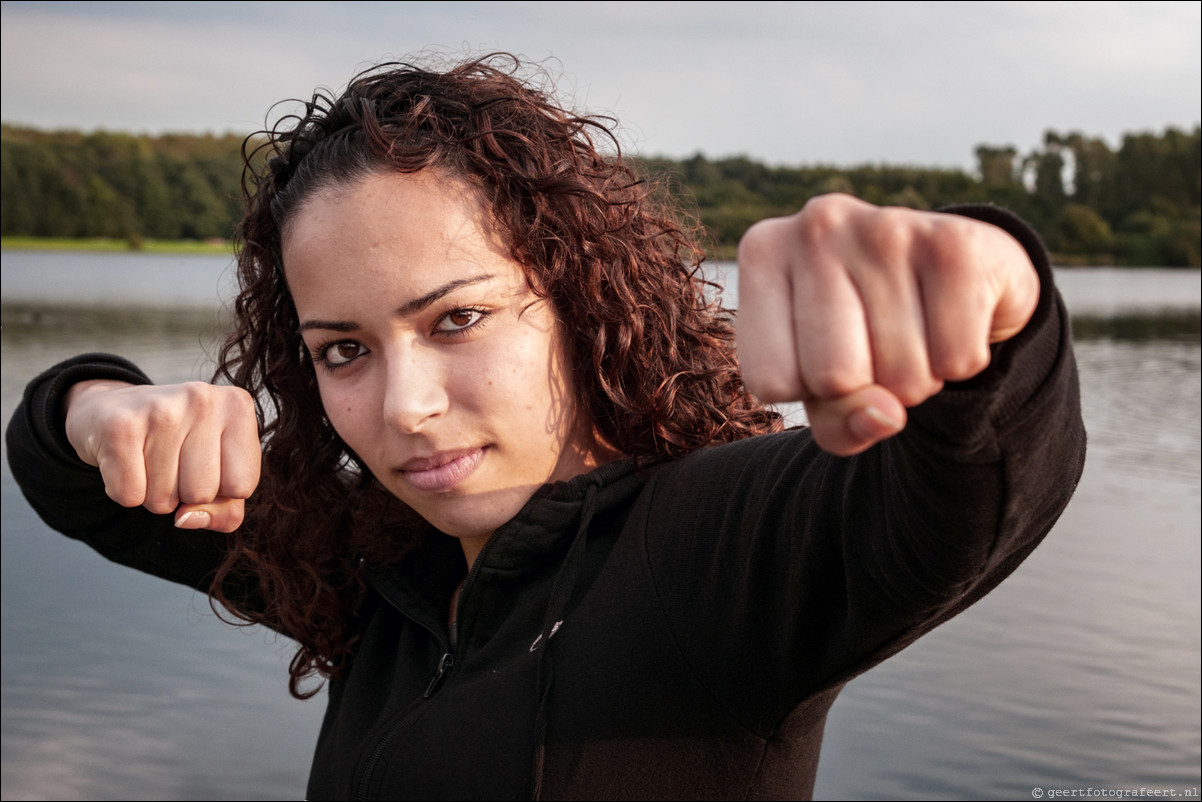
[638,205,1086,734]
[5,353,236,592]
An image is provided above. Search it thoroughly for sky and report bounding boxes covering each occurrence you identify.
[1,1,1199,170]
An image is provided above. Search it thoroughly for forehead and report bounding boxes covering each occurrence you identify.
[284,170,489,252]
[281,170,525,295]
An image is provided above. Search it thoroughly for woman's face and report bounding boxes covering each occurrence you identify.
[282,170,600,562]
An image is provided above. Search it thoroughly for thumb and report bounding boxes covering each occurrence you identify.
[804,385,907,456]
[173,497,246,533]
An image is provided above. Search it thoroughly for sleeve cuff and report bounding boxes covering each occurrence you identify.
[913,204,1072,439]
[23,353,152,465]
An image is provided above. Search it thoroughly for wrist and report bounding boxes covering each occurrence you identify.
[63,378,134,420]
[62,379,135,465]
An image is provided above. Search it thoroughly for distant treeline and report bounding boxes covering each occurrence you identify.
[2,123,1199,266]
[1,125,246,244]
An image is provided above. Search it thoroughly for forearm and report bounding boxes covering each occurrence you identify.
[5,354,231,590]
[642,206,1085,729]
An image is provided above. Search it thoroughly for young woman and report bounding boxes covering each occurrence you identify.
[7,54,1085,799]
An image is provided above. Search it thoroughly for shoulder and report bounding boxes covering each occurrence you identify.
[634,427,838,538]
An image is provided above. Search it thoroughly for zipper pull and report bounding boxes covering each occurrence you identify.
[423,652,454,698]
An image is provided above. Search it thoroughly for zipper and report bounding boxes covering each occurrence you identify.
[356,529,501,799]
[451,530,500,637]
[423,651,454,697]
[420,528,500,697]
[357,606,454,800]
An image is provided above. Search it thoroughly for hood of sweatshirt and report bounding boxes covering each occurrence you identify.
[353,456,653,799]
[363,457,649,631]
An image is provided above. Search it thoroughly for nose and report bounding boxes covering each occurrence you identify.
[382,345,449,433]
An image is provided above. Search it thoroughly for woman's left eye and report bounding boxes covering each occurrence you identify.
[434,308,488,335]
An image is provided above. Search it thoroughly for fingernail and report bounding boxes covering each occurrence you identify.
[175,510,212,529]
[850,405,904,441]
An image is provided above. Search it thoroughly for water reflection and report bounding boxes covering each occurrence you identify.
[1,304,226,441]
[813,320,1200,799]
[1073,309,1201,342]
[2,266,1199,801]
[2,302,228,344]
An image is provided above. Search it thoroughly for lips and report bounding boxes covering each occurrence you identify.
[397,447,485,493]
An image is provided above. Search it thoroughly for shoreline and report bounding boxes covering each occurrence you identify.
[1,236,233,255]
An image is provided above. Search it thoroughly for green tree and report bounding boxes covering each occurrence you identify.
[975,145,1019,186]
[1056,203,1115,258]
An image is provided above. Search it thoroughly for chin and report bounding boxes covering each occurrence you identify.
[417,488,536,540]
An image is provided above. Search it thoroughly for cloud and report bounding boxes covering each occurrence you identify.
[2,1,1198,167]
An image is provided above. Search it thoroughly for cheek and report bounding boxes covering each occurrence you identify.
[471,327,550,393]
[314,380,368,449]
[498,342,558,405]
[511,348,575,439]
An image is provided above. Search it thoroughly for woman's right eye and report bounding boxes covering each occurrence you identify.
[313,340,368,370]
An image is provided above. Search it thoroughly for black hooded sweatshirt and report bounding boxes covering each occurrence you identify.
[6,205,1086,799]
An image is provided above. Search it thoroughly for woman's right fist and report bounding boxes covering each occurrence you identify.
[64,380,261,532]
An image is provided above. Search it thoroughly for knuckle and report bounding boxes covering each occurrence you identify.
[100,421,145,457]
[737,217,788,268]
[145,398,185,430]
[229,386,256,414]
[221,471,258,500]
[181,381,218,413]
[890,377,944,408]
[924,219,978,275]
[211,500,246,533]
[861,208,913,262]
[934,346,991,382]
[220,386,259,431]
[232,473,261,499]
[743,373,799,405]
[178,481,219,506]
[104,482,143,509]
[795,195,848,241]
[143,494,178,515]
[803,366,860,400]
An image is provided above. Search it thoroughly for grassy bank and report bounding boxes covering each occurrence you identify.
[1,237,233,255]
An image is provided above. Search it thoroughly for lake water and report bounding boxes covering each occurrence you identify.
[2,251,1199,800]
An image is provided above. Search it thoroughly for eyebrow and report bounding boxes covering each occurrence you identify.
[298,274,495,333]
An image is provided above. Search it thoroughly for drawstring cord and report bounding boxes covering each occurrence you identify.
[531,481,599,800]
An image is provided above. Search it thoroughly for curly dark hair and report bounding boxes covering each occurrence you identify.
[211,53,782,698]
